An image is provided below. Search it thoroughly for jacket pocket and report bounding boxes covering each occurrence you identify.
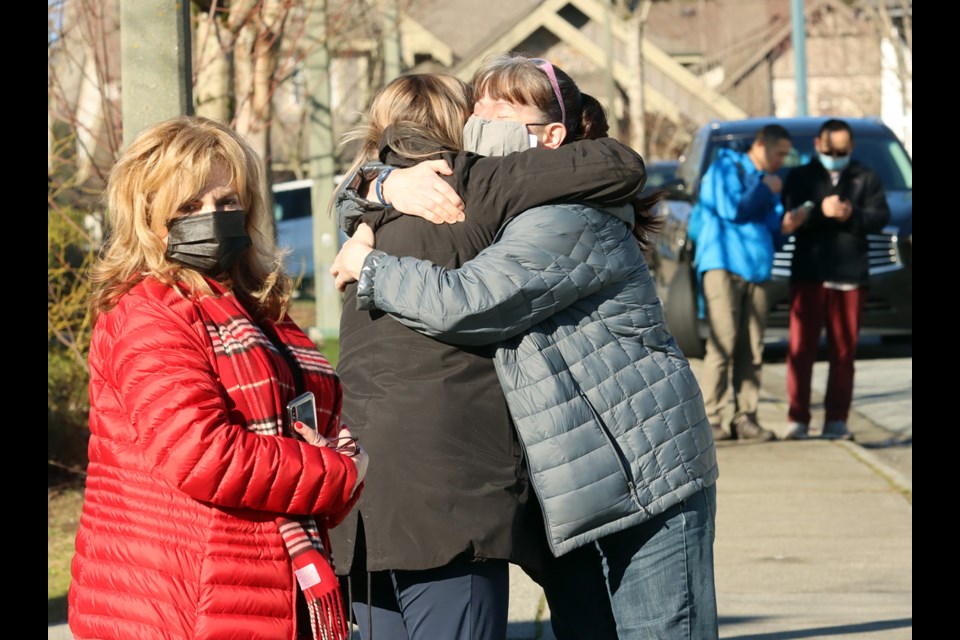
[577,389,648,514]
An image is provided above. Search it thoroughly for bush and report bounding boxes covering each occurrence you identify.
[48,351,90,485]
[48,204,97,486]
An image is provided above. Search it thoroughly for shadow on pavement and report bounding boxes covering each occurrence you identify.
[721,616,912,639]
[860,436,913,449]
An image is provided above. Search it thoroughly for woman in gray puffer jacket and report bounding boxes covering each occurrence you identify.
[333,55,721,640]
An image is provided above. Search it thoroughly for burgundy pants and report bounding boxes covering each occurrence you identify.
[786,282,865,424]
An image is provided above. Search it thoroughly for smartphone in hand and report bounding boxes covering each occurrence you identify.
[286,392,318,432]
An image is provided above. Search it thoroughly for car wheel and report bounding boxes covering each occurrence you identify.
[663,259,706,359]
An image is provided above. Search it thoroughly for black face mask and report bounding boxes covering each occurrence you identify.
[164,210,252,276]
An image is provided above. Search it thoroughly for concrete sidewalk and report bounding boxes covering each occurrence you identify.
[50,356,912,640]
[505,356,912,639]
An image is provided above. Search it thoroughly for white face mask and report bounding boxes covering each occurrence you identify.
[463,115,538,157]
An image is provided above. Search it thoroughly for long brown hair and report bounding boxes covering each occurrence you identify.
[471,53,663,250]
[89,116,292,322]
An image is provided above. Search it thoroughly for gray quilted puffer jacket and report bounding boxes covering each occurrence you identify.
[354,201,719,557]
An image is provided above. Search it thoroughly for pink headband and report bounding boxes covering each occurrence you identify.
[531,58,566,126]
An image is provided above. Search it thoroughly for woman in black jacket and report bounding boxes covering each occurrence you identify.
[328,72,648,640]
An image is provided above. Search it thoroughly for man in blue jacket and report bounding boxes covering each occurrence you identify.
[694,124,805,441]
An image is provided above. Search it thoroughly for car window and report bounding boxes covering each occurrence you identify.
[645,163,679,189]
[678,129,708,193]
[273,185,312,223]
[689,133,754,192]
[852,137,912,191]
[706,134,752,164]
[787,136,912,191]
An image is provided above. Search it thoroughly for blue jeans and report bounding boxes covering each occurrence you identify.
[542,485,719,639]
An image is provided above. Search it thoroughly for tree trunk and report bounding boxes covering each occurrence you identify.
[619,0,651,158]
[626,9,644,156]
[228,0,285,179]
[194,8,231,123]
[229,0,258,147]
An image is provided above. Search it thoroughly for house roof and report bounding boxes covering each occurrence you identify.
[643,0,792,62]
[404,0,545,63]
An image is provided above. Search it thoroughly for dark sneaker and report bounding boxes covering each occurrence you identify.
[784,421,809,440]
[711,423,734,441]
[821,420,854,441]
[734,415,777,441]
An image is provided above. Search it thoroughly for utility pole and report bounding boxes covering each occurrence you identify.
[382,0,401,83]
[626,0,651,158]
[305,0,340,341]
[603,3,619,137]
[791,0,808,116]
[119,0,193,148]
[612,0,651,157]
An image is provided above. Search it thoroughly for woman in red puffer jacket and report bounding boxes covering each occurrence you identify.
[68,116,367,640]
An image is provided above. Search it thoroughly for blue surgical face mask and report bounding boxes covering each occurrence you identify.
[818,152,851,172]
[463,115,538,157]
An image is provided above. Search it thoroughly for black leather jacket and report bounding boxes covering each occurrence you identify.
[783,159,890,284]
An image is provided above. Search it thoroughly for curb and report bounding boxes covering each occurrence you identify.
[835,439,913,497]
[748,359,912,493]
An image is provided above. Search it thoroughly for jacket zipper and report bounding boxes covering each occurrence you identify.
[577,389,645,511]
[527,314,647,514]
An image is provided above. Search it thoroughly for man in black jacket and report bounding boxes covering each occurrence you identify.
[781,119,890,441]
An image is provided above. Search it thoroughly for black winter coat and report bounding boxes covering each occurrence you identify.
[782,159,890,284]
[329,139,646,574]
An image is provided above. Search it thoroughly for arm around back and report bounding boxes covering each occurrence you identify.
[355,204,627,345]
[448,137,646,225]
[337,137,646,239]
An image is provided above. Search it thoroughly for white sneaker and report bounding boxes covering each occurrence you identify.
[784,421,809,440]
[821,420,854,441]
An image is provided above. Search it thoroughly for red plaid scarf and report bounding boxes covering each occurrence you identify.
[194,281,349,640]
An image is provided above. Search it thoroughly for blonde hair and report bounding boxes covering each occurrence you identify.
[89,116,292,321]
[333,73,472,209]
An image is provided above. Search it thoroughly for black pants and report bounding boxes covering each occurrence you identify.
[525,543,619,640]
[344,560,510,640]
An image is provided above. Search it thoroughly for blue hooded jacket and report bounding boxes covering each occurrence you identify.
[693,147,786,283]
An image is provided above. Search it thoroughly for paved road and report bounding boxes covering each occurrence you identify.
[504,334,913,640]
[762,335,912,484]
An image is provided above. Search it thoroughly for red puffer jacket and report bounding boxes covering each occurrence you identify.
[69,278,360,640]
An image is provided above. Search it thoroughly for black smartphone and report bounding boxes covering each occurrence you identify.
[286,391,317,432]
[797,200,815,216]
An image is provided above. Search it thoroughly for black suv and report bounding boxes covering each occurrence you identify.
[649,116,912,358]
